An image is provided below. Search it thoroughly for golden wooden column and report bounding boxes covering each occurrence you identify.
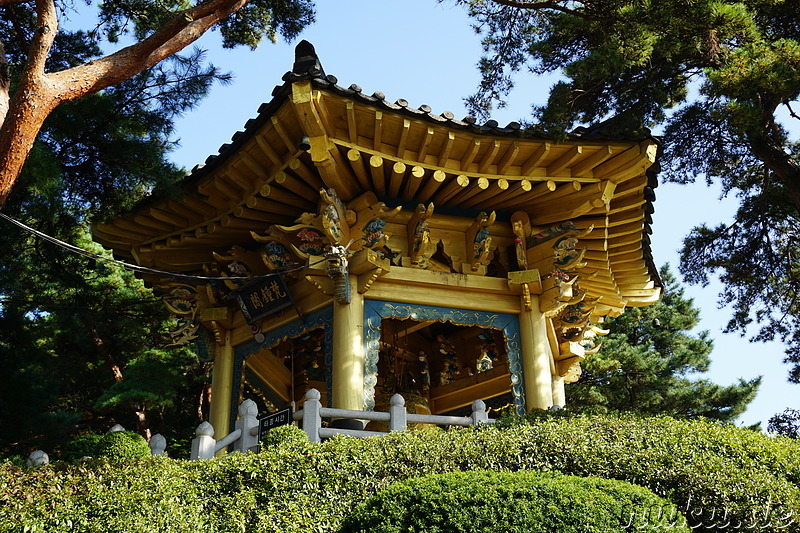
[519,295,554,410]
[209,330,234,444]
[331,275,365,410]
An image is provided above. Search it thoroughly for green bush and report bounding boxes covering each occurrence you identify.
[62,433,104,463]
[1,414,797,533]
[261,424,308,448]
[62,431,150,463]
[95,431,150,462]
[339,470,689,533]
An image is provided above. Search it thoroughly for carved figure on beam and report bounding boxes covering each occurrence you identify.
[211,245,265,290]
[465,210,496,274]
[507,212,539,310]
[405,202,436,268]
[325,244,350,304]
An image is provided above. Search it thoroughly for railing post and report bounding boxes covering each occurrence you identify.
[190,421,216,460]
[150,433,167,456]
[303,389,322,443]
[388,394,407,432]
[235,399,259,453]
[471,399,488,426]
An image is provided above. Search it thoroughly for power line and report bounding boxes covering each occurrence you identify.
[0,212,318,282]
[0,297,164,310]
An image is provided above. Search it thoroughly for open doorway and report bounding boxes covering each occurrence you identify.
[243,327,328,410]
[376,319,514,416]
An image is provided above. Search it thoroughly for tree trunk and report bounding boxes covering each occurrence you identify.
[0,42,10,128]
[748,129,800,213]
[94,329,123,383]
[92,329,154,438]
[0,0,250,211]
[134,407,152,441]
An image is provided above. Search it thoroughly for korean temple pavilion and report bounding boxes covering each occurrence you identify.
[92,41,661,437]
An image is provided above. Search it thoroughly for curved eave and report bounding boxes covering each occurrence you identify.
[91,56,661,306]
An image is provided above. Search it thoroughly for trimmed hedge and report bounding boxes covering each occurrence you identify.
[1,414,798,532]
[94,431,151,461]
[62,431,150,463]
[339,470,690,532]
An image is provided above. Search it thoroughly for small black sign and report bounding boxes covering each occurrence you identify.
[258,407,294,441]
[236,276,293,324]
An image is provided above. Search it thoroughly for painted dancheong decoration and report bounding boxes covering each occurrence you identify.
[91,40,662,437]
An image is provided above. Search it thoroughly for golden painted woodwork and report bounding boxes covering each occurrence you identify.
[91,50,662,418]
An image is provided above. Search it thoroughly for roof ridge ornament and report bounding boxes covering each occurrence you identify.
[292,40,325,78]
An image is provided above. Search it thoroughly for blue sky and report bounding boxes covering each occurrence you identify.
[160,0,796,428]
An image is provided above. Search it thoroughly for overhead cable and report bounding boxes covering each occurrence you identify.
[0,212,315,282]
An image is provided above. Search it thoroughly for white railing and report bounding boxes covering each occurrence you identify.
[26,390,496,464]
[189,388,495,458]
[190,398,260,460]
[294,388,494,443]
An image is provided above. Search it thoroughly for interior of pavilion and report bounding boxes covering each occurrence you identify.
[241,318,516,418]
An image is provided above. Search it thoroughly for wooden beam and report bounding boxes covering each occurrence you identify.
[570,146,613,177]
[449,176,489,205]
[403,165,425,200]
[434,174,469,204]
[369,154,386,196]
[491,179,555,210]
[131,214,173,233]
[313,91,335,133]
[113,219,159,237]
[95,222,151,241]
[592,144,643,178]
[273,170,319,203]
[289,158,325,190]
[254,135,283,166]
[521,143,550,176]
[245,351,292,403]
[247,195,305,217]
[546,180,582,201]
[181,194,218,218]
[389,161,406,197]
[312,138,361,200]
[149,207,187,227]
[238,151,269,182]
[223,165,253,191]
[478,140,501,174]
[346,101,358,144]
[608,241,642,261]
[430,366,512,413]
[461,178,509,208]
[347,148,371,190]
[289,81,327,138]
[438,132,455,167]
[397,119,411,158]
[461,139,481,171]
[328,143,361,189]
[270,115,296,153]
[232,204,287,223]
[259,184,316,211]
[373,111,383,151]
[497,142,519,175]
[547,146,583,176]
[416,169,447,201]
[530,199,595,226]
[418,127,435,161]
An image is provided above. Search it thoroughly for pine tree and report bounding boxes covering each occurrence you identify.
[0,63,217,457]
[0,0,314,209]
[456,0,800,382]
[566,266,760,422]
